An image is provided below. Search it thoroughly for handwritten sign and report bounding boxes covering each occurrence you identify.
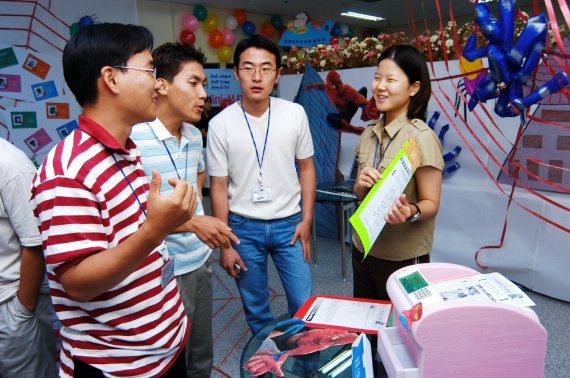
[204,69,242,107]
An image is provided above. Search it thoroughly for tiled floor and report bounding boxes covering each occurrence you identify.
[210,237,570,378]
[210,237,354,377]
[203,196,570,378]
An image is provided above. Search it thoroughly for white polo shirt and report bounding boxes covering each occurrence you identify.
[207,97,314,220]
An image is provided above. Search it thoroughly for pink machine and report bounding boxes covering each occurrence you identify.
[378,263,547,378]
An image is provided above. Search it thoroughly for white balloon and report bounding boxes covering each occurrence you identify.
[225,15,238,30]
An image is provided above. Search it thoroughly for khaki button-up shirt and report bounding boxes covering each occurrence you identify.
[353,113,444,261]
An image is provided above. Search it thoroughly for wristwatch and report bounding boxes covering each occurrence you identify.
[407,203,422,223]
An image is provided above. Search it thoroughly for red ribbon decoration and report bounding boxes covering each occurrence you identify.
[545,0,566,54]
[431,88,570,233]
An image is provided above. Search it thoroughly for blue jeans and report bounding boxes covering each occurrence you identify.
[229,212,312,334]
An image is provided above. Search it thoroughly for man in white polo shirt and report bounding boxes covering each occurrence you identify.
[207,35,316,334]
[131,42,238,378]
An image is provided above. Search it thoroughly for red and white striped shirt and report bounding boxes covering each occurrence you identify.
[31,115,188,377]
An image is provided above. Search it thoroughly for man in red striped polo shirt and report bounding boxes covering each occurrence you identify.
[30,23,197,377]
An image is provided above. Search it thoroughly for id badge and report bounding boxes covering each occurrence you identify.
[159,243,174,288]
[161,259,175,288]
[252,187,272,202]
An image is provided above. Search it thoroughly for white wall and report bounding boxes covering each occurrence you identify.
[279,62,570,301]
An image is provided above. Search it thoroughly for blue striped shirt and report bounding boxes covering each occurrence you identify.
[132,118,211,276]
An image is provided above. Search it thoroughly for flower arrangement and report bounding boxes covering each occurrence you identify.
[281,10,568,74]
[281,32,406,74]
[410,21,482,61]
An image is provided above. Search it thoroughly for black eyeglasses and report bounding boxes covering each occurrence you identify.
[238,66,278,76]
[113,65,157,78]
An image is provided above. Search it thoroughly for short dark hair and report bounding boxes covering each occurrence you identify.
[152,42,206,82]
[377,45,431,121]
[233,34,281,68]
[63,23,153,107]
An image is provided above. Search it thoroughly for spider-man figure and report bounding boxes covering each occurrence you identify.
[307,70,379,134]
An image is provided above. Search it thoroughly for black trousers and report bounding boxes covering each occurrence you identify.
[351,245,430,301]
[73,348,186,378]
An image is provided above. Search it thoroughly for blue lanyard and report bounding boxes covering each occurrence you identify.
[242,101,271,188]
[373,133,392,169]
[111,154,147,216]
[162,140,188,181]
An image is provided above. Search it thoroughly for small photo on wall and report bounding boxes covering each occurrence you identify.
[10,111,38,129]
[26,137,39,150]
[0,73,22,93]
[34,86,45,97]
[22,54,51,79]
[24,128,52,153]
[31,81,58,101]
[0,47,19,69]
[25,57,37,70]
[56,120,78,139]
[46,102,70,119]
[12,114,23,126]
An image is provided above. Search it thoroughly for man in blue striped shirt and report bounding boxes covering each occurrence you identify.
[131,42,238,378]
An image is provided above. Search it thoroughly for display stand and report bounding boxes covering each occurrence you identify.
[378,263,547,378]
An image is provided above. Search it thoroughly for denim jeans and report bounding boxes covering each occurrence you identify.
[229,212,312,334]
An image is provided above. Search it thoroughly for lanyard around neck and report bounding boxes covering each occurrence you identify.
[111,154,147,216]
[242,101,271,186]
[162,139,188,181]
[373,131,393,169]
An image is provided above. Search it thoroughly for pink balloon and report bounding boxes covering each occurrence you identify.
[182,13,199,32]
[222,27,236,46]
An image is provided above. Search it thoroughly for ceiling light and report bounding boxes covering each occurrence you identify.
[340,11,385,22]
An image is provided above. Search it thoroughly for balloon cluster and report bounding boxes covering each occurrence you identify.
[463,0,569,118]
[179,6,246,62]
[178,6,284,62]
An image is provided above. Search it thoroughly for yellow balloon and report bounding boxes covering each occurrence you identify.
[459,55,484,80]
[217,46,233,62]
[203,14,219,32]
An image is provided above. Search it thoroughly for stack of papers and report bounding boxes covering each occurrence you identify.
[294,295,392,334]
[397,270,535,308]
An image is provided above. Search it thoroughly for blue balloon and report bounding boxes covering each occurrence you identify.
[508,82,524,110]
[474,3,502,44]
[512,29,546,83]
[468,74,495,111]
[498,0,514,51]
[331,24,342,37]
[507,14,547,67]
[443,146,462,162]
[487,45,511,84]
[427,111,440,129]
[78,15,94,29]
[442,162,460,176]
[463,0,569,119]
[495,88,518,117]
[242,20,256,36]
[462,33,488,62]
[513,72,569,110]
[438,124,449,142]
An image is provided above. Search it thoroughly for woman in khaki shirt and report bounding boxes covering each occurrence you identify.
[352,45,444,301]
